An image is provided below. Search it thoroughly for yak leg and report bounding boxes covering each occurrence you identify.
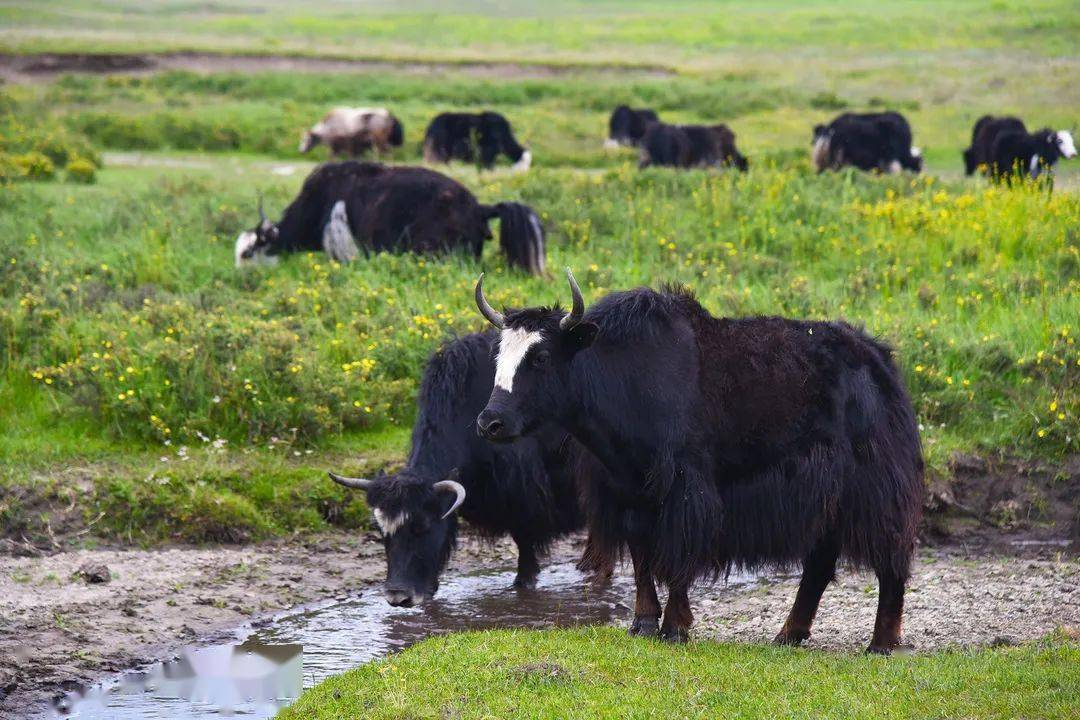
[627,537,660,637]
[511,535,540,589]
[774,534,840,646]
[867,569,907,654]
[660,583,692,643]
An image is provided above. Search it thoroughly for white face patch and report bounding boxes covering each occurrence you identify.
[495,328,544,394]
[512,150,532,172]
[1056,130,1077,159]
[373,508,409,536]
[234,231,278,268]
[811,135,831,170]
[910,146,922,158]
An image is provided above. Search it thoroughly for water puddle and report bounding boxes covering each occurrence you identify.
[52,561,756,719]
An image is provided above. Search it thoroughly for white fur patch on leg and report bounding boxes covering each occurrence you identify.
[322,200,358,263]
[1029,155,1042,178]
[887,160,902,175]
[495,328,544,393]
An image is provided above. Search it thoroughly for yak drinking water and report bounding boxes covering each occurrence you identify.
[235,161,546,274]
[327,332,596,606]
[473,270,924,654]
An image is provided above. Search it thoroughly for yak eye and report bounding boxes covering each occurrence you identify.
[531,350,550,369]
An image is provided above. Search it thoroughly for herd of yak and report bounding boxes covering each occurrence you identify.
[232,105,1076,655]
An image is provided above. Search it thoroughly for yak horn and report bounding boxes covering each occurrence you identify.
[257,192,267,223]
[433,479,467,519]
[474,273,505,329]
[328,471,373,490]
[559,268,586,330]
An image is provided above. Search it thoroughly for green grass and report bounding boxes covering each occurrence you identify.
[0,0,1077,543]
[278,628,1079,719]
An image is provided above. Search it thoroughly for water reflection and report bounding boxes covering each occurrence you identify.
[53,561,756,719]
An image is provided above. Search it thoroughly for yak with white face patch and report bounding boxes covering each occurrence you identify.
[495,328,544,393]
[373,508,409,536]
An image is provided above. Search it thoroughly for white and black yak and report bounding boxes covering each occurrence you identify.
[473,270,924,654]
[638,123,748,171]
[812,111,922,174]
[962,115,1076,182]
[327,331,609,606]
[299,107,404,158]
[605,105,659,149]
[235,161,546,274]
[423,111,531,171]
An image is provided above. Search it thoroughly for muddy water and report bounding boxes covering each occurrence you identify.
[53,562,757,719]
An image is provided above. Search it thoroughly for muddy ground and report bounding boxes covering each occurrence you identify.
[1,532,1077,720]
[0,51,672,84]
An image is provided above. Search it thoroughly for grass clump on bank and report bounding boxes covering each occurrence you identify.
[279,628,1079,719]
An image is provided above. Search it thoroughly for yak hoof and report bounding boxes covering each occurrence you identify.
[660,627,690,644]
[773,627,811,646]
[512,575,538,591]
[628,616,660,638]
[865,644,894,656]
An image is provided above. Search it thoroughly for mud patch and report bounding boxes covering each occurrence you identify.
[0,52,674,84]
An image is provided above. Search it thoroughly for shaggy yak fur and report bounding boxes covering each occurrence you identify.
[475,276,924,653]
[330,332,600,606]
[235,162,545,274]
[639,123,749,170]
[607,105,660,148]
[812,111,922,174]
[422,111,531,170]
[962,115,1077,182]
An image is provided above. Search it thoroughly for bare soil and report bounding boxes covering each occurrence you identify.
[0,52,673,84]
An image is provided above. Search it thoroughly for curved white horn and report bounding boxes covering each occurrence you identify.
[328,471,373,490]
[433,480,467,519]
[560,268,586,330]
[474,273,505,329]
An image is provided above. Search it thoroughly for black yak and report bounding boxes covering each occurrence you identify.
[813,112,922,174]
[299,107,405,158]
[327,332,600,606]
[962,115,1076,181]
[639,123,748,171]
[605,105,660,148]
[423,111,531,170]
[235,161,545,274]
[473,270,924,654]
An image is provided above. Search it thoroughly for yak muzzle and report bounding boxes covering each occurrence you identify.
[476,409,516,442]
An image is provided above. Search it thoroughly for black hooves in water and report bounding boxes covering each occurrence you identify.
[512,575,538,591]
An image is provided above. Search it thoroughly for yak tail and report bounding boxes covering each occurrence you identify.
[389,116,405,147]
[481,202,546,275]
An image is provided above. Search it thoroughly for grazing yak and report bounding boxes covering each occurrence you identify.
[963,115,1076,181]
[638,123,748,171]
[473,270,924,654]
[235,161,546,274]
[299,107,404,158]
[423,111,532,170]
[328,332,603,606]
[812,111,922,174]
[605,105,660,148]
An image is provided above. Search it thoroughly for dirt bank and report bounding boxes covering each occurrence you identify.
[0,51,674,84]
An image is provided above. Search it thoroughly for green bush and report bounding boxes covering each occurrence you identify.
[65,157,97,184]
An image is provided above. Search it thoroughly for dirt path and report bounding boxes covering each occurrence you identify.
[2,530,1076,719]
[0,51,673,84]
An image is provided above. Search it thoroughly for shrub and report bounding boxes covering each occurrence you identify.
[65,157,97,184]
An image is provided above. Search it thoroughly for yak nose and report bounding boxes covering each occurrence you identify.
[476,410,505,440]
[384,588,414,607]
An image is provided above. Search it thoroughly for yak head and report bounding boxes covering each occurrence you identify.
[474,269,597,443]
[327,468,466,607]
[298,130,321,154]
[235,196,280,268]
[1050,130,1077,161]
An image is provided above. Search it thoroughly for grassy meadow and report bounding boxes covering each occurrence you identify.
[1,0,1078,546]
[279,628,1080,720]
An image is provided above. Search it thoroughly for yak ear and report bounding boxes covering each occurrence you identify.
[563,321,598,355]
